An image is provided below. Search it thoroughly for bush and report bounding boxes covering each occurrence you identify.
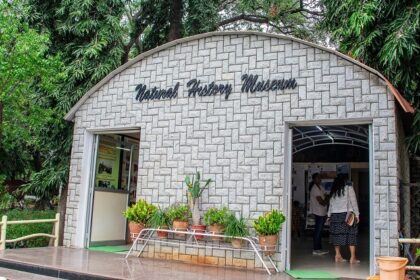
[123,199,157,225]
[203,207,230,226]
[254,209,286,236]
[224,214,249,239]
[0,209,56,248]
[167,204,191,222]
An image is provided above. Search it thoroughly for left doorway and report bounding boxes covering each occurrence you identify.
[87,132,139,246]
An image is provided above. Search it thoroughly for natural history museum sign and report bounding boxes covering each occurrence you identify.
[134,73,298,103]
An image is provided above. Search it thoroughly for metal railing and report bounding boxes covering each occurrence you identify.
[399,238,420,271]
[0,213,60,250]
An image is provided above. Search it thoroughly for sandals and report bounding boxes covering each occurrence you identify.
[350,259,361,264]
[335,257,347,263]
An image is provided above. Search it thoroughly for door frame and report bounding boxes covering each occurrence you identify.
[282,119,375,275]
[75,127,140,248]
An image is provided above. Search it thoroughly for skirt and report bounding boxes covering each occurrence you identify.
[330,212,358,246]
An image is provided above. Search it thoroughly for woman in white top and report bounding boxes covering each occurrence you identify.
[327,174,360,264]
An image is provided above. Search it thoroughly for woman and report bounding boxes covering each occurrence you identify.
[328,174,360,263]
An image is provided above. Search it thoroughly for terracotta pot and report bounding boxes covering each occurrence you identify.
[128,222,144,241]
[231,238,242,249]
[208,224,224,241]
[191,225,206,240]
[157,227,169,239]
[259,234,278,256]
[377,256,408,280]
[172,220,189,237]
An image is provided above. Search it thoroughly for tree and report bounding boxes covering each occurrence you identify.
[321,0,420,154]
[0,2,61,181]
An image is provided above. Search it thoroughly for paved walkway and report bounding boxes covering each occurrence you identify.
[0,247,292,280]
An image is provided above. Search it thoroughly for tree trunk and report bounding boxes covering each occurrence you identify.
[58,183,68,246]
[168,0,183,42]
[192,198,200,225]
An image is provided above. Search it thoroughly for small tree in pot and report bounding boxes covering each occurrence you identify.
[185,172,211,240]
[123,199,157,241]
[254,209,285,256]
[203,207,230,241]
[167,203,191,236]
[224,214,249,248]
[149,207,171,239]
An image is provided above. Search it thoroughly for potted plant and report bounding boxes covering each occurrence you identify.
[185,172,211,240]
[254,209,285,256]
[123,199,157,241]
[149,207,171,239]
[167,203,191,236]
[203,207,230,241]
[224,214,249,248]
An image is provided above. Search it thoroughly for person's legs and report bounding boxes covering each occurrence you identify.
[313,215,326,252]
[349,246,360,263]
[334,246,344,261]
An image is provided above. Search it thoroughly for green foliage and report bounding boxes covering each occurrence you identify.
[149,207,170,228]
[224,214,249,239]
[123,199,157,225]
[166,204,191,222]
[254,209,285,236]
[321,0,420,154]
[185,172,211,199]
[416,248,420,257]
[203,207,230,226]
[0,209,56,248]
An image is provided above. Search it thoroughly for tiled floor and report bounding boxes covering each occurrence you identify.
[0,247,293,280]
[290,234,370,279]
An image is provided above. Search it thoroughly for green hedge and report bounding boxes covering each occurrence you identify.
[0,209,56,248]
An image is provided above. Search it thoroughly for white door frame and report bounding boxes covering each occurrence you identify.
[282,119,375,275]
[73,126,141,248]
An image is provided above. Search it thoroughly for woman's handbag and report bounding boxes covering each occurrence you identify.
[346,186,356,226]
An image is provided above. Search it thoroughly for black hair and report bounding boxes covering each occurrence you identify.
[330,174,346,198]
[309,173,320,192]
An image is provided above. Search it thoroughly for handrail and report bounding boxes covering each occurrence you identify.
[126,227,280,275]
[0,213,60,250]
[398,238,420,271]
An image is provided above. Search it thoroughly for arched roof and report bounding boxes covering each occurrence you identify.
[64,31,414,121]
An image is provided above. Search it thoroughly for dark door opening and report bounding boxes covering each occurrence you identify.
[289,124,370,279]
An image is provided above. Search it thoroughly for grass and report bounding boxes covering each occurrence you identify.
[0,209,57,248]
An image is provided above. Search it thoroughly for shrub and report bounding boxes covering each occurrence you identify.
[149,207,170,228]
[123,199,157,225]
[224,214,249,239]
[203,207,230,226]
[0,209,56,248]
[167,204,191,222]
[254,209,286,236]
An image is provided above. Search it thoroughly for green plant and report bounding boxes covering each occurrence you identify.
[185,172,211,199]
[254,209,286,236]
[185,171,212,225]
[416,248,420,258]
[167,204,191,222]
[149,207,170,228]
[224,214,249,240]
[123,199,157,225]
[203,207,230,226]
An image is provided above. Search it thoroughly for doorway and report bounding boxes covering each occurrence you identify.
[286,124,372,279]
[87,132,139,246]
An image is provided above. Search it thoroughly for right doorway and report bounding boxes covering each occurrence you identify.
[290,124,371,279]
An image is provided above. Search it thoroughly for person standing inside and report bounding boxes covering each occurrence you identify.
[309,173,329,255]
[328,174,360,263]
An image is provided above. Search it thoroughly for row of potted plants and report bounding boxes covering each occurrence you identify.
[123,172,286,255]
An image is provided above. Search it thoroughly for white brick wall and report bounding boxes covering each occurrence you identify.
[65,33,400,268]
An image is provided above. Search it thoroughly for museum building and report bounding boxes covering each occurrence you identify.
[63,31,414,277]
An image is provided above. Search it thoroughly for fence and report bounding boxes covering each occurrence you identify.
[0,213,60,250]
[399,238,420,271]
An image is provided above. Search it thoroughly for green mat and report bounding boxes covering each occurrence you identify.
[88,245,129,253]
[286,270,338,279]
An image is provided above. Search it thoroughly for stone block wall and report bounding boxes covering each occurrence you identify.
[64,32,400,268]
